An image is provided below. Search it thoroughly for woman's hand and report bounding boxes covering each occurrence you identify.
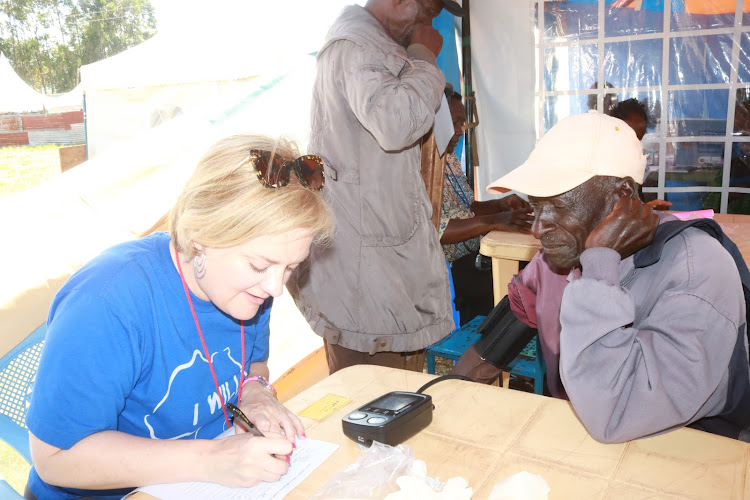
[237,381,305,442]
[645,198,672,210]
[496,194,532,212]
[206,432,292,487]
[28,429,292,491]
[488,208,534,234]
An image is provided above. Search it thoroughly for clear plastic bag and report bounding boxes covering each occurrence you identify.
[310,442,415,499]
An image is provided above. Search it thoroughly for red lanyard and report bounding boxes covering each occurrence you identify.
[175,249,246,429]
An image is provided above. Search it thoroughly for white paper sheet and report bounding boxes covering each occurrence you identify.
[434,93,453,157]
[128,436,338,500]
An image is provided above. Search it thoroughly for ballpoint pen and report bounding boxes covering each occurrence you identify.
[226,402,265,437]
[227,402,293,464]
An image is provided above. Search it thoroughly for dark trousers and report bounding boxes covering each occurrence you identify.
[323,340,426,375]
[450,252,494,326]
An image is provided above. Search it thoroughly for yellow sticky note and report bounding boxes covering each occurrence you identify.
[299,393,352,421]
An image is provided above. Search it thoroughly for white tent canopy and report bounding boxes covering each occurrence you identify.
[80,0,355,92]
[79,0,533,192]
[0,53,46,113]
[78,19,327,158]
[0,53,82,114]
[471,1,535,199]
[46,83,84,114]
[79,33,263,91]
[78,0,372,159]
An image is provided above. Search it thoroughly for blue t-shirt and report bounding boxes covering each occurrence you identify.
[25,232,272,499]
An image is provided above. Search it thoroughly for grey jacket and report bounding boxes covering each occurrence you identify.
[290,5,453,353]
[559,224,748,443]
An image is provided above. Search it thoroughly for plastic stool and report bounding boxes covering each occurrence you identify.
[426,316,484,373]
[426,315,547,394]
[506,335,546,395]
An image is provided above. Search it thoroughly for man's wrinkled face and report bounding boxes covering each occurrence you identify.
[390,0,443,46]
[527,179,610,272]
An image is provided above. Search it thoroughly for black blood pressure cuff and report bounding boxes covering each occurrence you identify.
[474,295,538,369]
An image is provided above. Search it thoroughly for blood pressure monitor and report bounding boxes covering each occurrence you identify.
[342,391,433,446]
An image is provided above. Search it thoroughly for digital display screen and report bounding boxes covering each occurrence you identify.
[372,393,416,411]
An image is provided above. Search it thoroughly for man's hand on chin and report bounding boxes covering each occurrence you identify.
[585,197,659,259]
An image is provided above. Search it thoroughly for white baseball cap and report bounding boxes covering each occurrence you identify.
[487,111,647,197]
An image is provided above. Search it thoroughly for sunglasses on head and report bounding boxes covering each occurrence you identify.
[248,149,325,191]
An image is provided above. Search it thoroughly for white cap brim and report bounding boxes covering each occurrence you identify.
[486,160,597,198]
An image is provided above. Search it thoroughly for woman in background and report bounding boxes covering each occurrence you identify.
[440,87,533,325]
[611,98,672,210]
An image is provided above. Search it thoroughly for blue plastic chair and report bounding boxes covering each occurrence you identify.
[426,316,485,374]
[0,477,22,498]
[506,335,547,395]
[426,315,546,394]
[0,323,46,497]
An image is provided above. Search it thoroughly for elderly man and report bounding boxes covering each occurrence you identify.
[290,0,465,374]
[484,111,750,443]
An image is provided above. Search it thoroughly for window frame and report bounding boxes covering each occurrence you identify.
[534,0,750,213]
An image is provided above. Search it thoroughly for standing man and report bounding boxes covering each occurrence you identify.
[290,0,464,374]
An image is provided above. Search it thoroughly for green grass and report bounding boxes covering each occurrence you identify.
[0,145,61,198]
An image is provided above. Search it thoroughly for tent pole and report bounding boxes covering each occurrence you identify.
[83,92,88,160]
[461,0,474,190]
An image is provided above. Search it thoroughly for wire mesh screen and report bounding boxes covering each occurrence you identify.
[0,340,44,429]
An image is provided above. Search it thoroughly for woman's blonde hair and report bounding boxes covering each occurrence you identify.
[168,134,334,258]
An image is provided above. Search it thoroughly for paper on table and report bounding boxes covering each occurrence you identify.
[298,393,352,421]
[433,93,454,157]
[128,436,338,500]
[671,209,714,220]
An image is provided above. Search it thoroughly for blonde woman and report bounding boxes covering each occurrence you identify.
[24,135,333,500]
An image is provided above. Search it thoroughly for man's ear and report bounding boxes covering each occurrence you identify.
[601,176,636,215]
[613,176,637,200]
